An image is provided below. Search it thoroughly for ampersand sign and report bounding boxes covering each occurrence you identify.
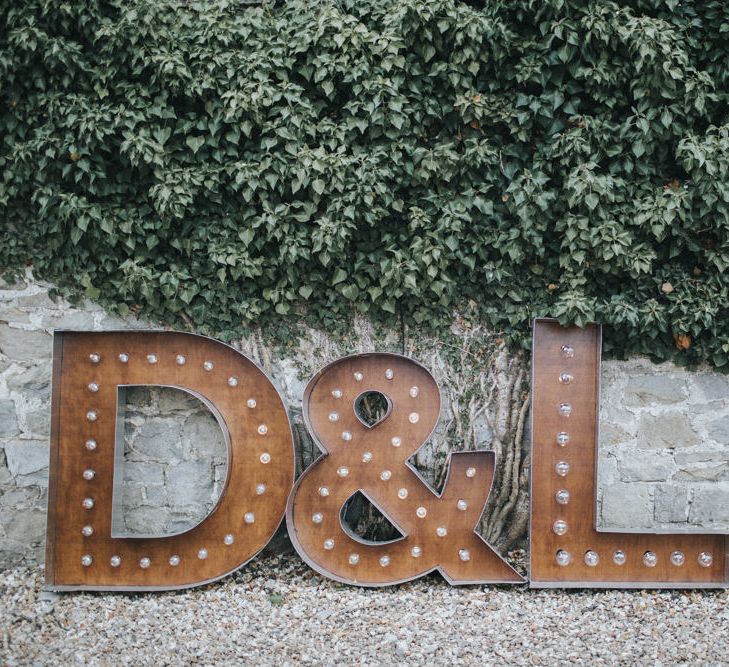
[286,353,524,586]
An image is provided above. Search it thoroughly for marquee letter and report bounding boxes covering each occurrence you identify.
[286,353,523,586]
[45,331,294,591]
[529,318,727,588]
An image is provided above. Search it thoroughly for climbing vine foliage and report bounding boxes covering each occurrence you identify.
[1,1,728,363]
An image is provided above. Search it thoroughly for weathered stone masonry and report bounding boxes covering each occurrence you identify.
[0,272,727,568]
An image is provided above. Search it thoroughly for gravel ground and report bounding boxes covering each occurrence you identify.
[2,552,728,666]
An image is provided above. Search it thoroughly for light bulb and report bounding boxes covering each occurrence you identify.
[146,354,158,364]
[323,539,335,550]
[584,550,599,567]
[379,555,390,567]
[409,386,419,398]
[613,550,627,565]
[555,489,570,505]
[81,554,93,567]
[244,512,255,524]
[247,398,257,408]
[559,403,572,417]
[384,368,394,379]
[555,550,571,566]
[698,552,713,568]
[670,551,685,566]
[552,520,568,536]
[555,461,570,476]
[228,376,239,387]
[259,452,271,464]
[380,470,391,481]
[643,551,657,567]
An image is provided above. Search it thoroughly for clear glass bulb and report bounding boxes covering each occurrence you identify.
[561,344,575,358]
[224,534,235,545]
[88,382,99,393]
[398,488,408,499]
[85,439,97,451]
[258,424,268,435]
[411,546,422,558]
[110,555,121,567]
[698,552,713,568]
[408,412,419,423]
[613,550,627,566]
[643,551,657,567]
[146,354,158,364]
[86,410,97,422]
[552,520,568,535]
[436,526,447,537]
[409,386,419,398]
[228,376,239,387]
[82,497,94,509]
[384,368,394,379]
[337,466,349,477]
[559,403,572,417]
[203,360,214,371]
[391,437,401,447]
[670,551,685,566]
[82,469,95,481]
[341,431,352,441]
[457,499,468,511]
[555,550,571,567]
[169,555,181,567]
[312,513,323,524]
[244,512,255,524]
[416,507,427,518]
[139,557,151,569]
[466,467,477,478]
[555,461,570,476]
[118,353,129,363]
[247,398,257,408]
[380,470,391,481]
[81,525,94,537]
[175,354,186,365]
[556,432,569,446]
[319,487,329,497]
[349,553,360,565]
[332,389,343,399]
[458,549,471,562]
[555,489,570,505]
[256,483,266,495]
[81,554,93,567]
[559,372,573,384]
[584,550,599,567]
[362,452,373,463]
[259,452,271,464]
[89,353,101,363]
[328,412,339,422]
[379,555,390,567]
[197,549,208,560]
[353,372,363,381]
[323,539,335,550]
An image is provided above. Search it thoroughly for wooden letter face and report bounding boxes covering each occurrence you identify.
[530,319,728,588]
[286,353,523,586]
[45,331,294,591]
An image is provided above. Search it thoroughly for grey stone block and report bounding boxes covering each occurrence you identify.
[637,413,699,449]
[158,388,201,412]
[3,441,48,477]
[675,462,729,482]
[688,487,729,524]
[128,420,183,463]
[123,506,172,535]
[0,324,52,361]
[618,452,675,482]
[182,412,226,459]
[24,407,51,437]
[123,462,164,486]
[624,375,686,406]
[654,485,689,523]
[0,400,20,437]
[601,483,653,529]
[691,374,729,401]
[6,364,51,396]
[0,508,46,544]
[166,461,215,506]
[708,415,729,444]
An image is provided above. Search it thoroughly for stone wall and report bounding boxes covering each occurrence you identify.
[0,272,727,568]
[597,359,729,533]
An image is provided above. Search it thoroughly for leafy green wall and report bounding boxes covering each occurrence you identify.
[1,1,728,363]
